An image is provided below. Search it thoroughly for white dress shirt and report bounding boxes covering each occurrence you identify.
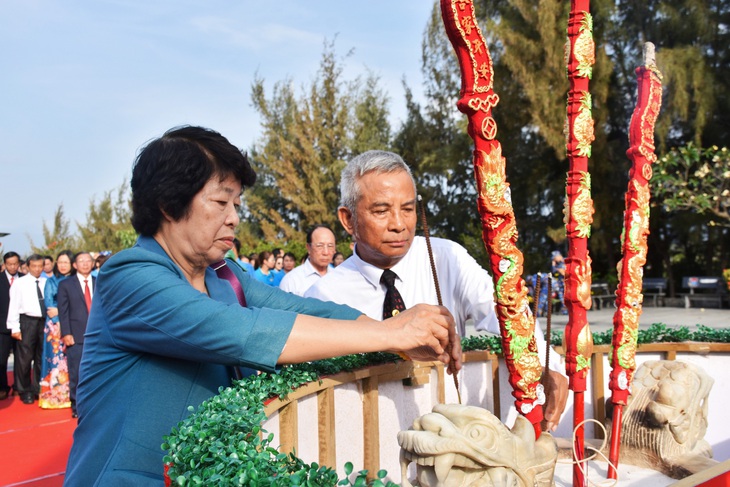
[77,273,94,299]
[279,258,328,297]
[4,270,18,287]
[7,274,47,333]
[306,236,563,373]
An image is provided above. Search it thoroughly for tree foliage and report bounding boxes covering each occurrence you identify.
[653,144,730,224]
[244,40,391,248]
[393,5,484,261]
[393,0,730,285]
[75,182,135,254]
[29,182,135,258]
[26,1,730,284]
[30,204,78,256]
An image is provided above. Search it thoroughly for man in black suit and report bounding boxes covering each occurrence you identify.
[0,251,23,400]
[58,251,95,417]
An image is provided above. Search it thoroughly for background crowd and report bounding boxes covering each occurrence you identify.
[0,240,349,411]
[1,250,107,415]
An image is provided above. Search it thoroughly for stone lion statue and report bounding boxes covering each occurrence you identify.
[398,403,557,486]
[607,359,716,478]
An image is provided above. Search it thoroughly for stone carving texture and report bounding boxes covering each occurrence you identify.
[398,404,557,486]
[612,360,716,478]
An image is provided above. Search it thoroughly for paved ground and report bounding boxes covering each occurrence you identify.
[549,304,730,334]
[465,304,729,336]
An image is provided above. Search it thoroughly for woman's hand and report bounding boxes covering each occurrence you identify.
[47,307,58,319]
[386,304,462,372]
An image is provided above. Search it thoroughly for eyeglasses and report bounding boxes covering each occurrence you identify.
[311,243,336,252]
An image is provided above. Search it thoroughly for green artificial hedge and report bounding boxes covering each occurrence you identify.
[163,324,730,486]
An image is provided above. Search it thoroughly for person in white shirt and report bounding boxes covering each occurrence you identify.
[279,224,336,296]
[305,150,568,430]
[7,254,47,404]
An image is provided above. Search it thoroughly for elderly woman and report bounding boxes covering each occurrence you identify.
[63,126,459,486]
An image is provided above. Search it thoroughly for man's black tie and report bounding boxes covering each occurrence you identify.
[36,279,47,318]
[381,269,406,320]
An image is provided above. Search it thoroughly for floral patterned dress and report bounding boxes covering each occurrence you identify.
[39,274,71,409]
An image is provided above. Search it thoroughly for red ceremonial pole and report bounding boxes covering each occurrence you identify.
[440,0,545,438]
[607,42,663,479]
[564,3,596,486]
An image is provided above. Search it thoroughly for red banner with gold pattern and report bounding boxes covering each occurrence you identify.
[607,43,663,479]
[440,0,544,435]
[564,0,595,399]
[609,43,663,406]
[564,2,595,484]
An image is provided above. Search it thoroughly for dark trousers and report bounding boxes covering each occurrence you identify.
[14,314,44,396]
[0,332,15,392]
[66,342,84,407]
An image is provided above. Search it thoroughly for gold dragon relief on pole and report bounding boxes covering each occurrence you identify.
[565,255,594,311]
[637,69,663,163]
[474,146,541,400]
[476,146,511,216]
[616,181,651,306]
[573,12,595,79]
[563,170,594,239]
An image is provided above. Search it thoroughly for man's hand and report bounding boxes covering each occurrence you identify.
[62,335,75,347]
[542,368,569,432]
[11,331,21,341]
[445,331,462,376]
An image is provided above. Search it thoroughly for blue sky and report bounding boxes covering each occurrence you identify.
[1,1,435,256]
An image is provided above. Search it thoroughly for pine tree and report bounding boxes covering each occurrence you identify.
[246,40,391,246]
[75,182,135,253]
[30,204,78,255]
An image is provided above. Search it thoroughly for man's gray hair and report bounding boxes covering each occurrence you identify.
[340,150,416,212]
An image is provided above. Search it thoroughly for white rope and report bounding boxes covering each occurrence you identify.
[554,418,620,487]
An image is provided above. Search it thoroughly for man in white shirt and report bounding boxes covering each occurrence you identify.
[306,150,568,430]
[7,254,47,404]
[279,224,336,296]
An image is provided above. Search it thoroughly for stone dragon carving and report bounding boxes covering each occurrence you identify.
[398,404,557,486]
[608,360,717,478]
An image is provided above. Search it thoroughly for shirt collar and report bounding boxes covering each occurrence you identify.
[300,258,326,277]
[136,235,168,256]
[134,236,235,303]
[350,244,410,289]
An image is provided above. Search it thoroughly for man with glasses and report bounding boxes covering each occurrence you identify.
[279,224,336,296]
[58,251,95,417]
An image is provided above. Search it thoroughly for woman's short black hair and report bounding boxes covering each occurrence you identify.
[131,125,257,236]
